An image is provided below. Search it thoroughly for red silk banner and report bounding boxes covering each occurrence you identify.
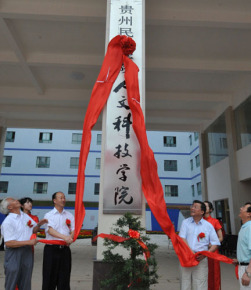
[72,35,234,268]
[93,230,150,260]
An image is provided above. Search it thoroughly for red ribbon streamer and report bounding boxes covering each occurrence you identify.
[93,230,150,260]
[71,35,235,270]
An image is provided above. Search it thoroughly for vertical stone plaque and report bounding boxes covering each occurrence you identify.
[103,0,143,214]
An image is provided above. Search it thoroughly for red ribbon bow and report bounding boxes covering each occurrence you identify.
[27,220,33,228]
[66,219,71,228]
[197,232,205,241]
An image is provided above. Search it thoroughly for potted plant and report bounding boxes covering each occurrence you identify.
[100,213,158,289]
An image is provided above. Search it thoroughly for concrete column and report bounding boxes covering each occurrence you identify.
[0,126,7,176]
[225,106,241,233]
[199,132,208,201]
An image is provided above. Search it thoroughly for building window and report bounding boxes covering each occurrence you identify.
[190,159,193,171]
[191,185,195,197]
[163,136,176,147]
[39,132,53,143]
[194,132,199,141]
[33,182,48,194]
[6,131,15,142]
[0,181,8,193]
[197,182,202,195]
[70,157,79,169]
[195,155,200,167]
[164,160,177,171]
[36,157,50,168]
[204,112,228,167]
[68,183,76,195]
[97,134,102,145]
[95,158,101,169]
[2,156,12,167]
[189,135,192,146]
[94,183,100,195]
[165,185,178,197]
[220,137,228,149]
[72,133,82,144]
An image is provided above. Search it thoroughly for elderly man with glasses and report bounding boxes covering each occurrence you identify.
[179,200,221,290]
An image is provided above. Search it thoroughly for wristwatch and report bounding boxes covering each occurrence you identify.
[245,269,251,278]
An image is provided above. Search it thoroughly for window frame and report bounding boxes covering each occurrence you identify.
[68,182,77,195]
[72,133,82,144]
[0,181,8,193]
[94,183,100,195]
[6,131,15,142]
[165,185,178,197]
[95,158,101,169]
[163,136,176,147]
[39,132,53,144]
[33,182,48,194]
[164,160,178,171]
[36,156,50,168]
[70,157,79,169]
[2,156,12,167]
[97,134,102,145]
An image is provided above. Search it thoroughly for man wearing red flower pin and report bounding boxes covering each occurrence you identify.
[42,191,74,290]
[0,197,47,290]
[179,200,221,290]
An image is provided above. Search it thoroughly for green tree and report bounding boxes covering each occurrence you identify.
[101,213,158,289]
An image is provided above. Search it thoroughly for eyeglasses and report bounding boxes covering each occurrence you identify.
[190,205,201,210]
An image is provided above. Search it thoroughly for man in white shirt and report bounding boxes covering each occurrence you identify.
[42,191,75,290]
[179,200,221,290]
[233,202,251,289]
[0,197,47,290]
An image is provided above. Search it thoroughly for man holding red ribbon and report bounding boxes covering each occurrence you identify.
[179,200,220,290]
[0,197,47,290]
[42,191,74,290]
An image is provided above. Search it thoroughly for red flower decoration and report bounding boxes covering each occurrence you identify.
[197,232,206,241]
[66,219,71,228]
[27,220,33,228]
[128,229,140,239]
[120,36,136,56]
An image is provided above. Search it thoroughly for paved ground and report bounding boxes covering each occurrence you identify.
[0,235,239,289]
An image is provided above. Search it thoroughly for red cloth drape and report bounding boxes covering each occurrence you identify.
[70,35,233,268]
[204,215,222,289]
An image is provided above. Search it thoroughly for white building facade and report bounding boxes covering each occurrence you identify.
[0,128,200,230]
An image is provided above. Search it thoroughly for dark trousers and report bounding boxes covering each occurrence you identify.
[42,244,71,290]
[4,246,33,290]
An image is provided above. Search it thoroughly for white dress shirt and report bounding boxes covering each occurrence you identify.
[44,207,75,241]
[1,211,36,242]
[179,217,220,252]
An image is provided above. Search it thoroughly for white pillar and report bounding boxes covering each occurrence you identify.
[97,0,145,260]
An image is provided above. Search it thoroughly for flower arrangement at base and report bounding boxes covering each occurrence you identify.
[100,212,158,289]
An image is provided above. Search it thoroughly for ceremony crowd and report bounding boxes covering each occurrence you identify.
[0,192,250,290]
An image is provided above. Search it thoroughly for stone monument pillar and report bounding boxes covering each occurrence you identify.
[93,1,145,288]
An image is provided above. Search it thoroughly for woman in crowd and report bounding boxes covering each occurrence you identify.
[204,200,223,290]
[20,197,39,223]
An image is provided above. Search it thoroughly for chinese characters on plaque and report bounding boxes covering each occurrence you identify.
[103,1,143,214]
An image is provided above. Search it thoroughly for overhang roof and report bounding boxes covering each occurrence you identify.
[1,0,251,132]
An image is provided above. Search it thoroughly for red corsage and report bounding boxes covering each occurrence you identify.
[120,36,136,56]
[27,220,33,228]
[128,229,140,239]
[66,219,71,229]
[197,232,206,241]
